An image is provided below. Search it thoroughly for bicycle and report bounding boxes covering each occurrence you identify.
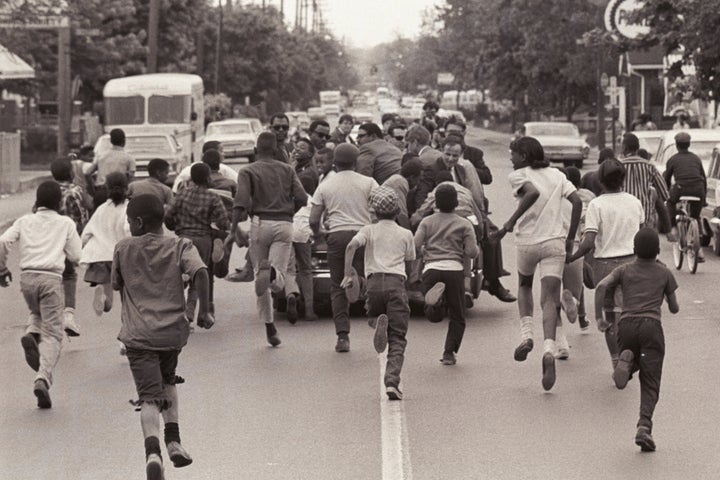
[672,196,703,274]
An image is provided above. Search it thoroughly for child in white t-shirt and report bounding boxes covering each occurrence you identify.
[567,159,644,369]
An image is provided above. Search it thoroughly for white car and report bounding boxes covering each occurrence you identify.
[632,130,668,160]
[94,132,185,180]
[205,119,257,163]
[652,129,720,175]
[519,122,590,168]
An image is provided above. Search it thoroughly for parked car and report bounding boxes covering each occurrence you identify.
[517,122,590,168]
[632,130,668,160]
[93,132,185,182]
[205,119,257,164]
[351,111,374,124]
[699,142,720,255]
[651,129,720,175]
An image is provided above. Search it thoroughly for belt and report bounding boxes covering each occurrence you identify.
[368,273,405,280]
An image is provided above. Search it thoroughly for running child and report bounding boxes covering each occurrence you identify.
[594,228,678,452]
[50,158,90,337]
[127,158,174,207]
[81,171,130,316]
[0,181,82,408]
[112,194,213,479]
[341,186,415,399]
[414,184,478,366]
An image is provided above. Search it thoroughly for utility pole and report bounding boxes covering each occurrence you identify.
[57,26,71,156]
[147,0,160,73]
[214,0,223,94]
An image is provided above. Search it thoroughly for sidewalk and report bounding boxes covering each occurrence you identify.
[0,170,51,233]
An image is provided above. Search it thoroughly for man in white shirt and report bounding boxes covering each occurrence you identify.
[172,140,236,193]
[310,144,379,353]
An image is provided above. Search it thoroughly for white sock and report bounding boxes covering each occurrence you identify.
[556,326,569,350]
[520,316,533,340]
[543,338,556,355]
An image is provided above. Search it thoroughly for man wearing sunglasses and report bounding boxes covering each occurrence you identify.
[356,122,402,185]
[387,123,407,151]
[269,113,293,163]
[308,120,332,151]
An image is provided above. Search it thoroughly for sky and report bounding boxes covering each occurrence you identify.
[256,0,442,47]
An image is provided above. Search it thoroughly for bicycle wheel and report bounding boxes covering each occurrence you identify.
[686,219,700,274]
[672,222,685,270]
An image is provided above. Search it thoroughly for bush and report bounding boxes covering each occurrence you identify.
[22,126,57,152]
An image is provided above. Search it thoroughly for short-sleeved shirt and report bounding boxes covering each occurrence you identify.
[508,166,576,245]
[94,146,135,186]
[601,258,678,321]
[312,170,378,233]
[353,220,415,278]
[585,192,644,258]
[127,177,174,205]
[112,234,206,350]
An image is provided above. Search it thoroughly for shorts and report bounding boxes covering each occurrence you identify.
[126,348,180,410]
[84,261,112,285]
[516,238,566,279]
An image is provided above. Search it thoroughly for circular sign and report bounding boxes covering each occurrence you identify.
[604,0,650,40]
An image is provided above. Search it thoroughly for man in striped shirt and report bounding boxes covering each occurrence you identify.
[620,133,670,231]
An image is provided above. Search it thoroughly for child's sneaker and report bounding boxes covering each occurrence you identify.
[372,314,388,353]
[226,267,254,282]
[286,294,298,324]
[92,287,105,316]
[560,289,578,323]
[211,238,225,263]
[344,267,361,303]
[63,308,80,337]
[119,342,127,356]
[513,338,533,362]
[613,350,634,389]
[33,379,52,409]
[541,352,556,391]
[146,453,164,480]
[578,315,589,331]
[265,323,281,347]
[20,333,40,371]
[440,351,456,365]
[424,282,445,307]
[386,385,403,400]
[555,334,570,360]
[635,426,656,452]
[166,441,193,468]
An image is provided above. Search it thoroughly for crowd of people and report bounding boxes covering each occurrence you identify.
[1,108,706,478]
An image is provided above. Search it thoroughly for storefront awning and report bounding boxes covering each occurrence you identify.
[0,44,34,80]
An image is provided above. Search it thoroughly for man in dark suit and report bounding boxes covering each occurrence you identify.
[445,116,492,185]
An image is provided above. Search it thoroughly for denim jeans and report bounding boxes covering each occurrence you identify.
[20,272,64,387]
[249,218,293,324]
[422,269,465,354]
[366,273,410,388]
[326,230,365,335]
[617,317,665,431]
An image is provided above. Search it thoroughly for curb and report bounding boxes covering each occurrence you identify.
[0,173,51,234]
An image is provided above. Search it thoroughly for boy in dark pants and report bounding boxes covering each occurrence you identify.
[595,228,679,452]
[113,194,214,479]
[414,184,478,366]
[341,187,416,400]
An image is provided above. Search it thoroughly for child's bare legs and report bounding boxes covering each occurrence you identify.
[514,273,534,361]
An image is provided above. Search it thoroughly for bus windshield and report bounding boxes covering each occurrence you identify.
[148,95,189,124]
[105,96,144,125]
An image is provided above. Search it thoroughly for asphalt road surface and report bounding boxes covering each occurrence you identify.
[1,126,719,480]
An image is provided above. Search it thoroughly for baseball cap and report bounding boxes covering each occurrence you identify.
[370,186,400,216]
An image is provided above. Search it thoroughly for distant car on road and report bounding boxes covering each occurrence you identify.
[93,132,185,182]
[651,129,720,175]
[205,119,257,164]
[699,142,720,255]
[518,121,590,168]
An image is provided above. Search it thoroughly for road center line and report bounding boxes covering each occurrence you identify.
[379,352,413,480]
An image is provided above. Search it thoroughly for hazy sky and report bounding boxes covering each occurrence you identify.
[259,0,442,47]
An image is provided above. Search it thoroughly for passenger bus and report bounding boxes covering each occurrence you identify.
[102,73,204,168]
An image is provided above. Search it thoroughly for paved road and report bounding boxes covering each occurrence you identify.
[1,127,719,479]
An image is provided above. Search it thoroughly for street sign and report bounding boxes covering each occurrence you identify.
[0,16,69,29]
[610,75,617,87]
[600,73,609,88]
[604,0,650,40]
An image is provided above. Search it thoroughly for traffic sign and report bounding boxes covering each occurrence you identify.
[610,75,617,87]
[600,73,609,88]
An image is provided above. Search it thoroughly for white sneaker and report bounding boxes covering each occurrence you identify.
[561,289,578,324]
[555,333,570,360]
[63,308,80,337]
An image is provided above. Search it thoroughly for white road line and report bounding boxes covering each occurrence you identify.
[379,352,413,480]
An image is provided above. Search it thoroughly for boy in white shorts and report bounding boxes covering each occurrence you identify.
[494,137,582,391]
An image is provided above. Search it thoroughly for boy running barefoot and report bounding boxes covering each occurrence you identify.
[112,195,214,479]
[594,228,678,452]
[341,187,415,400]
[414,184,479,366]
[0,181,81,408]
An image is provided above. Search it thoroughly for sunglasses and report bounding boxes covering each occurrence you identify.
[314,132,331,139]
[272,125,290,131]
[393,136,405,141]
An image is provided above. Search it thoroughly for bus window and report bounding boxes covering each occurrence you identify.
[148,95,189,124]
[105,96,144,125]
